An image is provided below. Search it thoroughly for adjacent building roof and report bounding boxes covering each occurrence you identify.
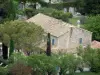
[91,40,100,49]
[26,13,75,37]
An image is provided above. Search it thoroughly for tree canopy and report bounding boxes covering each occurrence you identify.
[75,0,100,15]
[0,0,17,20]
[83,15,100,41]
[0,20,44,53]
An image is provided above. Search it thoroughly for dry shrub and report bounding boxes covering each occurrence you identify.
[10,62,32,75]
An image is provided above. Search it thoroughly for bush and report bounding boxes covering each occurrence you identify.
[51,2,76,10]
[24,8,38,18]
[7,52,83,75]
[83,15,100,41]
[59,54,82,75]
[82,46,100,73]
[0,67,8,75]
[1,52,85,75]
[51,10,72,22]
[27,54,59,75]
[9,62,32,75]
[38,7,72,22]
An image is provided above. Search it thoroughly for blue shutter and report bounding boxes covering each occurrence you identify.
[52,39,55,45]
[79,38,82,44]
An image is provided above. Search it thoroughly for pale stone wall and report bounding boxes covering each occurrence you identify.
[57,28,70,49]
[39,27,92,53]
[54,27,92,53]
[68,27,92,50]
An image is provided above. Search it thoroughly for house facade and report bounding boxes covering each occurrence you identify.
[26,13,92,53]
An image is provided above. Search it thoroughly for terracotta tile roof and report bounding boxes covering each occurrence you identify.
[26,13,75,37]
[91,40,100,49]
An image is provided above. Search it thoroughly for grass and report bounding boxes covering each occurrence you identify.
[75,72,100,75]
[69,17,80,26]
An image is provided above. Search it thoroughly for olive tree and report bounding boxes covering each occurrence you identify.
[59,54,82,75]
[0,20,44,56]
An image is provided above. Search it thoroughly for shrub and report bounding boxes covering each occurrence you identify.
[27,54,59,75]
[38,7,72,22]
[24,8,38,18]
[82,46,100,73]
[65,12,73,18]
[59,54,82,75]
[9,62,32,75]
[51,10,72,22]
[83,15,100,41]
[0,67,8,75]
[51,2,76,10]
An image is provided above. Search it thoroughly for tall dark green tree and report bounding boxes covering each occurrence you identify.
[0,0,17,60]
[46,33,51,56]
[0,0,17,20]
[9,39,14,56]
[84,0,100,15]
[75,0,100,15]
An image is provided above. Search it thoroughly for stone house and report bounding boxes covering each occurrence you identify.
[26,13,92,53]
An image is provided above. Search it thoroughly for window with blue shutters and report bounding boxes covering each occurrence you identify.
[52,39,55,45]
[79,38,82,44]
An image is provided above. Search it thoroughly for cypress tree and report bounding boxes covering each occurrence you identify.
[9,39,14,56]
[46,33,51,56]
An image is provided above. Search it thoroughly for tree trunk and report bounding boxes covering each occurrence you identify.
[59,68,63,75]
[48,72,52,75]
[2,43,8,59]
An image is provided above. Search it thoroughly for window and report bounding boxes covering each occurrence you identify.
[79,38,82,44]
[52,39,55,45]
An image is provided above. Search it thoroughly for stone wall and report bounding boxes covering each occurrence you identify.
[57,28,70,49]
[68,27,92,50]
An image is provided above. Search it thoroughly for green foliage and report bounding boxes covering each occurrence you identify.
[75,0,100,15]
[77,46,84,56]
[9,39,14,56]
[75,72,100,75]
[51,2,76,10]
[75,0,85,14]
[38,7,72,22]
[0,67,8,75]
[59,54,82,75]
[51,10,68,22]
[27,54,59,75]
[3,50,100,75]
[69,17,79,25]
[24,8,38,18]
[38,7,56,15]
[1,0,18,20]
[0,20,44,54]
[9,62,32,75]
[82,46,100,72]
[83,15,100,41]
[24,7,72,22]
